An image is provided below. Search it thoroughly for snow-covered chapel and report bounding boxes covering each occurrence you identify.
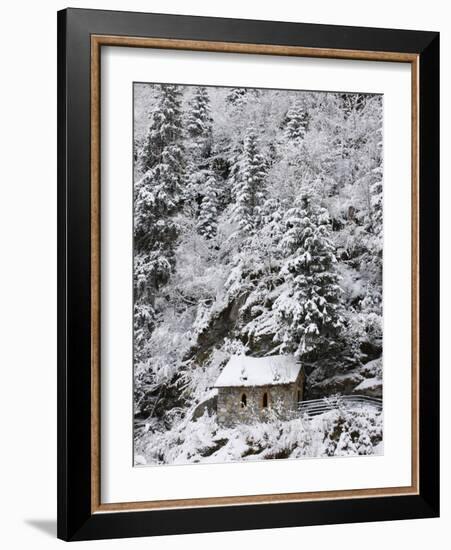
[214,355,305,426]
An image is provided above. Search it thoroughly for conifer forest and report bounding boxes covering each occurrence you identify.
[133,83,384,465]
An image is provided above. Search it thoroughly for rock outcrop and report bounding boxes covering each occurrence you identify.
[306,357,382,399]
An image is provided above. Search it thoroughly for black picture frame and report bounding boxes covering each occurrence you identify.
[57,7,439,541]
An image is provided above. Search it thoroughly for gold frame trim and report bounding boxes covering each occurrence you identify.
[90,35,420,514]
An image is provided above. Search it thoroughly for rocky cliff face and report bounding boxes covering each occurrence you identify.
[306,358,382,399]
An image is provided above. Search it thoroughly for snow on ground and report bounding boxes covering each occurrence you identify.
[135,404,383,466]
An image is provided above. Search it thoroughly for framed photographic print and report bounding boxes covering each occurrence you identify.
[57,8,439,541]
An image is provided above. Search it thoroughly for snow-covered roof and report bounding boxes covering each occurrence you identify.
[214,355,302,388]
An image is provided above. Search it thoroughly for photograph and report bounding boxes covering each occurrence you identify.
[133,82,384,466]
[53,6,439,542]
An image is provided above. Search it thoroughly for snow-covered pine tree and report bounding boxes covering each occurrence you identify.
[197,172,219,239]
[134,84,185,349]
[184,87,215,220]
[139,84,184,174]
[273,190,343,358]
[186,86,213,141]
[231,126,267,234]
[284,99,308,141]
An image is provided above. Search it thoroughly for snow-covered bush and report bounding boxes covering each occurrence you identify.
[321,406,383,456]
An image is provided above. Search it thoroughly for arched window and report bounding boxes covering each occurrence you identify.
[240,393,247,408]
[262,392,268,408]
